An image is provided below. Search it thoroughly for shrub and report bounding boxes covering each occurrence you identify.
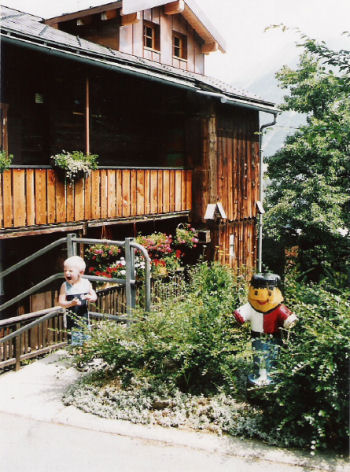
[253,272,350,453]
[76,262,251,395]
[72,264,349,453]
[0,150,13,173]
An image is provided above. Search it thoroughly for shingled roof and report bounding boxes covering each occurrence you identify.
[0,5,278,114]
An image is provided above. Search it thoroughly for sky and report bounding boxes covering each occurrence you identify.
[1,0,350,152]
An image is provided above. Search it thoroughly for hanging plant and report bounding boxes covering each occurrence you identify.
[174,223,199,248]
[0,150,13,173]
[50,150,98,183]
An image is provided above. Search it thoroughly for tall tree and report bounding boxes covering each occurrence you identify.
[264,34,350,285]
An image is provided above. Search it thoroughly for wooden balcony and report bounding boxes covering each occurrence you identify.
[0,167,192,236]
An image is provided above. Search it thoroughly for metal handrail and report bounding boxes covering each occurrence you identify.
[72,237,151,313]
[0,235,151,316]
[0,306,64,345]
[0,307,128,346]
[0,306,64,327]
[0,237,67,279]
[0,273,135,313]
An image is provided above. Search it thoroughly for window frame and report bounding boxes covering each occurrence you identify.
[173,32,187,60]
[143,21,160,51]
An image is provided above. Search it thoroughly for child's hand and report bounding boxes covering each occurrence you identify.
[70,297,81,307]
[82,294,95,302]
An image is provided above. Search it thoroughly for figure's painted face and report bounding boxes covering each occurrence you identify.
[248,285,283,313]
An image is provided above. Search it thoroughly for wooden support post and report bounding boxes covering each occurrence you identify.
[0,103,9,152]
[85,77,90,155]
[208,108,218,204]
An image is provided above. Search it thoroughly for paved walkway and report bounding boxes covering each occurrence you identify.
[0,350,348,472]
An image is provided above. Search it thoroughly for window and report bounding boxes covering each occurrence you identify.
[143,22,160,51]
[173,33,187,60]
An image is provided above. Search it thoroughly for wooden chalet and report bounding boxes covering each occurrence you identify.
[0,0,278,315]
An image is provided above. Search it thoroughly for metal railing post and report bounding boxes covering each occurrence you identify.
[130,240,136,310]
[125,237,135,318]
[66,233,77,258]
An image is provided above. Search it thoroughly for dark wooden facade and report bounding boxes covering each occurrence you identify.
[0,2,277,317]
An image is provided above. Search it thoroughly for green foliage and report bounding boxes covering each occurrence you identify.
[253,272,350,453]
[264,34,350,285]
[77,262,250,395]
[0,150,13,172]
[72,263,349,453]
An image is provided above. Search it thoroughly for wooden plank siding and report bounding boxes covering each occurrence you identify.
[0,168,192,232]
[216,109,259,222]
[216,220,257,273]
[214,107,260,272]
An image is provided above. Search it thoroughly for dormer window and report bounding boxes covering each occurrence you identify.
[143,21,160,51]
[173,32,187,60]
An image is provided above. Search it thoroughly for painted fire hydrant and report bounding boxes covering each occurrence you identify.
[234,273,298,386]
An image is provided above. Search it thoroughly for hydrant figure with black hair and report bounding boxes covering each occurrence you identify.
[234,273,298,386]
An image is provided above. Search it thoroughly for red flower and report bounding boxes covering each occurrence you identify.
[175,250,182,259]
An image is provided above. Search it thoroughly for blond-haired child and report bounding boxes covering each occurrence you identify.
[59,255,97,345]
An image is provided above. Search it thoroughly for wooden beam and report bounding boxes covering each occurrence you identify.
[45,1,122,25]
[101,10,118,21]
[85,77,90,155]
[0,103,9,152]
[121,11,141,26]
[202,41,219,54]
[77,15,93,26]
[0,224,84,239]
[208,110,218,204]
[164,0,184,15]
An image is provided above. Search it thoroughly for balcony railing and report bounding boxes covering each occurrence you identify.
[0,167,192,230]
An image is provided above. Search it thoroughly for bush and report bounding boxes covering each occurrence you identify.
[0,150,13,173]
[72,264,349,453]
[253,272,350,453]
[77,262,251,395]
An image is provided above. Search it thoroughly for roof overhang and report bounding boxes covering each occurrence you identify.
[45,1,122,25]
[183,1,226,53]
[1,30,278,115]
